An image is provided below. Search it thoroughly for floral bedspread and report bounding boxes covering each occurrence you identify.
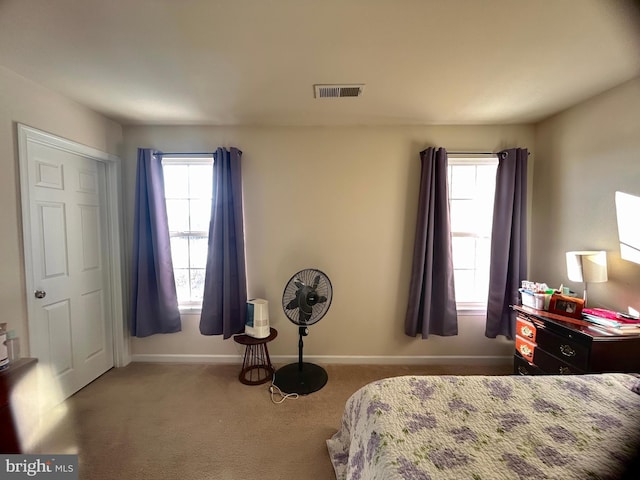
[327,374,640,479]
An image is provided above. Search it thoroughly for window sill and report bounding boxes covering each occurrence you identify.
[456,305,487,316]
[179,307,202,315]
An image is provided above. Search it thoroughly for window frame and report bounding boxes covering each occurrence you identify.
[161,155,214,313]
[447,155,498,314]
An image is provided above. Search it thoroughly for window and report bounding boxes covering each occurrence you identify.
[162,156,213,310]
[447,157,498,310]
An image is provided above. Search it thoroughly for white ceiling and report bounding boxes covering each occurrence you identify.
[1,0,639,126]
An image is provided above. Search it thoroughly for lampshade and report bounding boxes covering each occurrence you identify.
[566,251,608,283]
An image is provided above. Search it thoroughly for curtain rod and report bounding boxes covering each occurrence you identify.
[447,151,530,156]
[158,152,215,156]
[448,151,495,155]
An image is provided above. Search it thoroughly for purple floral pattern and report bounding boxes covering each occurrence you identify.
[406,413,437,432]
[397,457,432,480]
[483,378,513,401]
[534,445,573,466]
[428,448,470,469]
[349,447,364,480]
[367,432,381,463]
[560,379,594,400]
[502,453,546,479]
[366,399,391,418]
[544,425,577,444]
[532,398,564,414]
[409,378,436,400]
[450,426,478,443]
[448,397,478,413]
[495,412,529,432]
[333,451,350,466]
[326,374,640,480]
[588,413,623,430]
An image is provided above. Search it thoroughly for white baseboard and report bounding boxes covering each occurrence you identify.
[277,355,512,366]
[131,354,512,366]
[131,354,243,364]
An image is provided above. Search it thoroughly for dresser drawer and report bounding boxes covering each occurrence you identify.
[513,305,640,375]
[516,316,537,343]
[513,353,544,375]
[535,326,590,371]
[533,348,585,375]
[515,335,536,363]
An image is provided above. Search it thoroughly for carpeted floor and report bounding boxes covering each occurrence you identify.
[32,362,511,479]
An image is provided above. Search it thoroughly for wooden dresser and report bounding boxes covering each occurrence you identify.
[513,305,640,375]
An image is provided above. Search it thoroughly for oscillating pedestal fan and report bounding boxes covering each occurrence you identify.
[273,268,333,395]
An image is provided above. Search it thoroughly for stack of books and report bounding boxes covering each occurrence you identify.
[582,308,640,335]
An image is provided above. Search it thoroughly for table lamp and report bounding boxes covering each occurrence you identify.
[565,251,608,306]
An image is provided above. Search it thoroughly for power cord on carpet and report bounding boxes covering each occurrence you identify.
[269,373,299,404]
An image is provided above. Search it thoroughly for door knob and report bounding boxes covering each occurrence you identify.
[34,290,46,299]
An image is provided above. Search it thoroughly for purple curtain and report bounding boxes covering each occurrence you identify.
[405,147,458,338]
[485,148,528,339]
[130,149,181,337]
[199,147,247,339]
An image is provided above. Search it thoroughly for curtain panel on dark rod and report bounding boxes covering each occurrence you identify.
[485,147,528,339]
[199,147,248,339]
[130,148,181,337]
[405,147,458,338]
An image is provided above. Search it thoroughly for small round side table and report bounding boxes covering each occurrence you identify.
[233,327,278,385]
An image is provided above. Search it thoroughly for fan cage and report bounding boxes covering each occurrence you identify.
[282,269,333,326]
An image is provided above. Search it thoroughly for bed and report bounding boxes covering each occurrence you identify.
[327,373,640,479]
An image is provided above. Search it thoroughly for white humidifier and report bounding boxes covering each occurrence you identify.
[245,299,270,338]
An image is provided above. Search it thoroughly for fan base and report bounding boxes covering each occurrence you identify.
[273,362,328,395]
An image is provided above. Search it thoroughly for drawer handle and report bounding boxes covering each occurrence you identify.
[519,344,532,357]
[520,325,533,338]
[559,366,571,374]
[517,365,529,375]
[560,344,576,357]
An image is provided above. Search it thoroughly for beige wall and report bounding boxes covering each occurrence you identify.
[124,125,535,360]
[531,78,640,313]
[8,61,637,365]
[7,62,636,365]
[0,66,123,356]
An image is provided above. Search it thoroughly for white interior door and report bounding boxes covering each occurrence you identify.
[19,129,117,401]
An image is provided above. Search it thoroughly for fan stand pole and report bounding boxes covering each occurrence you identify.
[298,326,305,371]
[272,326,328,395]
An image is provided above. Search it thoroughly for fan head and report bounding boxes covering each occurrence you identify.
[282,269,333,326]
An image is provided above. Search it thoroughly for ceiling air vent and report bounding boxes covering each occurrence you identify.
[314,84,364,98]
